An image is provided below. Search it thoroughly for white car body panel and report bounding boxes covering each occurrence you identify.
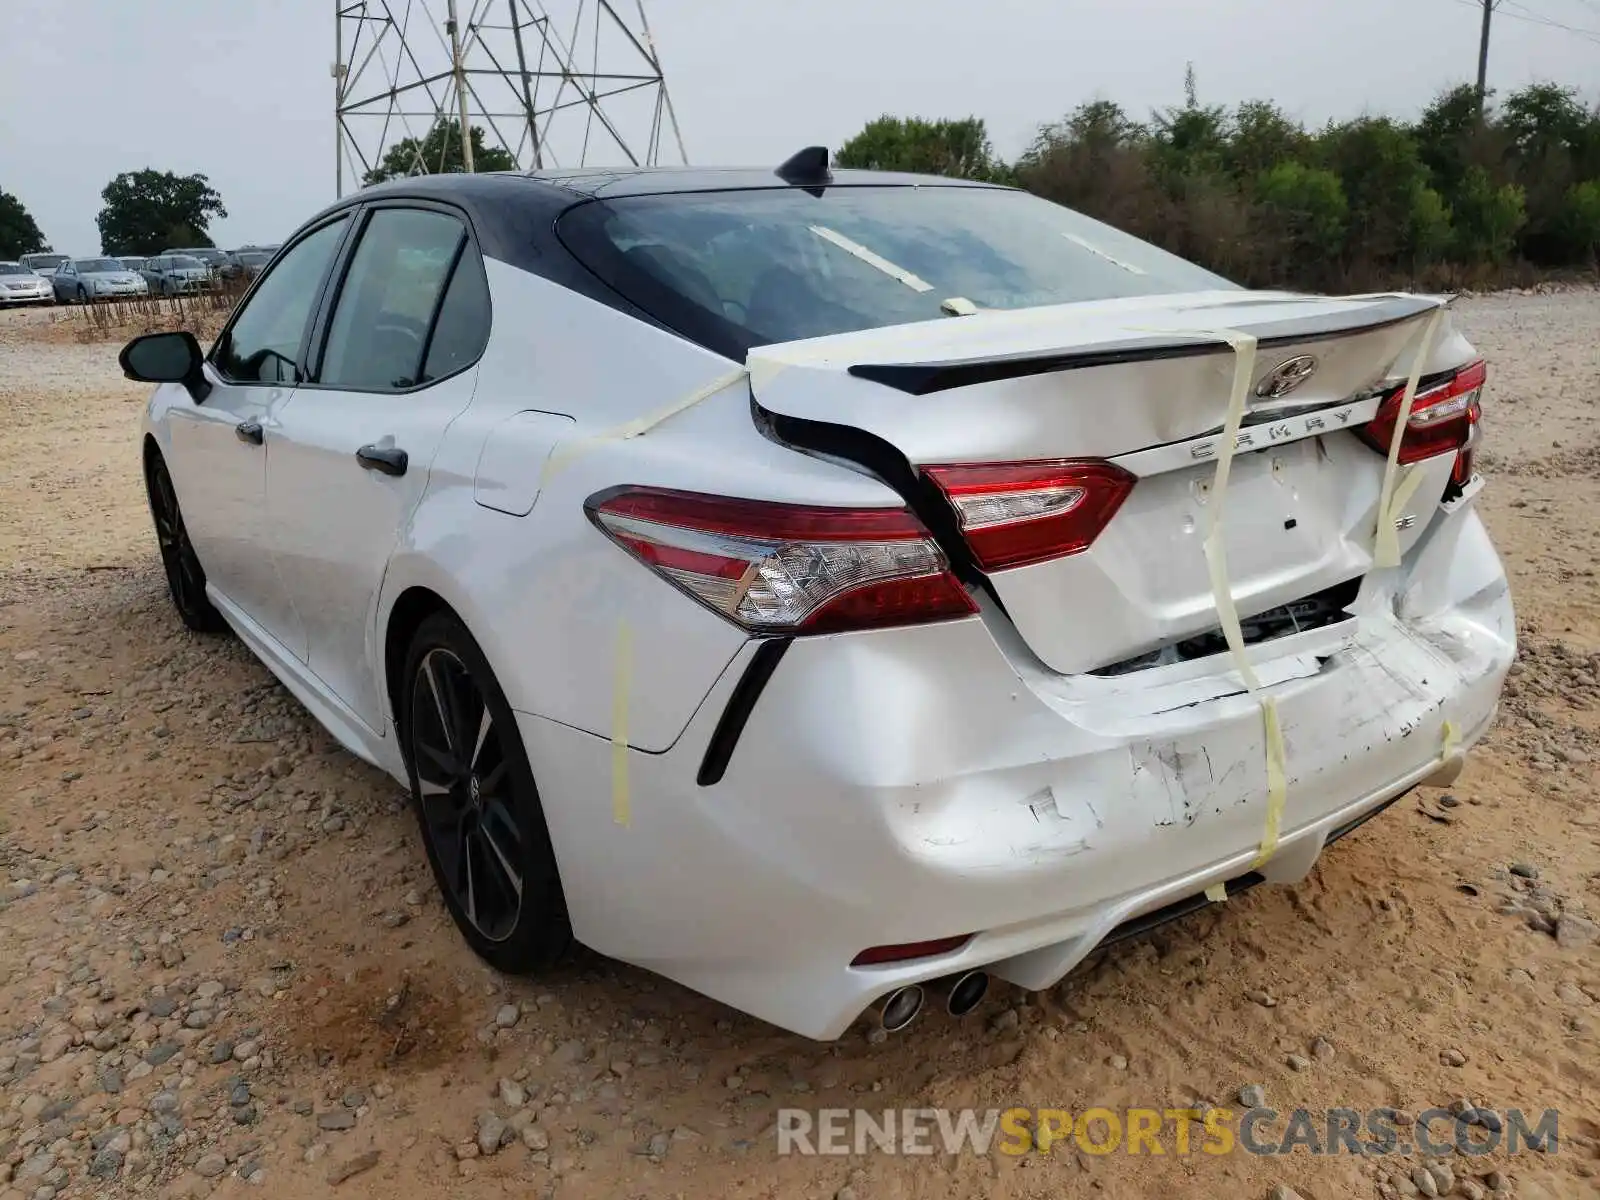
[162,369,306,650]
[138,173,1514,1040]
[266,369,479,733]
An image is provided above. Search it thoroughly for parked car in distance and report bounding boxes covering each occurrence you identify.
[140,255,215,295]
[225,248,275,278]
[20,252,69,277]
[116,256,147,272]
[0,261,55,305]
[119,162,1514,1041]
[52,258,150,302]
[160,247,228,276]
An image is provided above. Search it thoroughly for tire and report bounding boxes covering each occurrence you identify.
[144,453,227,633]
[77,286,89,305]
[401,611,571,972]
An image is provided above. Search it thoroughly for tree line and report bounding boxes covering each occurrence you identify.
[9,92,1597,287]
[0,119,502,261]
[837,74,1600,291]
[1,169,228,259]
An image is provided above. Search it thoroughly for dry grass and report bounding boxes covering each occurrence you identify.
[65,276,250,343]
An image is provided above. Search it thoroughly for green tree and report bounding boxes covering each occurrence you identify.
[1406,183,1455,269]
[835,116,1003,181]
[1450,168,1524,265]
[1563,180,1600,269]
[1413,84,1489,200]
[1226,101,1310,183]
[0,188,49,259]
[1317,117,1432,268]
[363,119,517,185]
[1149,65,1229,184]
[96,170,227,256]
[1255,162,1349,264]
[1501,82,1589,161]
[1015,100,1170,247]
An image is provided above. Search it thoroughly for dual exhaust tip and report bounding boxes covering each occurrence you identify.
[879,969,989,1032]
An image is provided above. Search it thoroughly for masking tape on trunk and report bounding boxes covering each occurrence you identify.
[1146,324,1287,871]
[1441,719,1459,759]
[1204,882,1228,904]
[611,622,633,827]
[1372,304,1447,568]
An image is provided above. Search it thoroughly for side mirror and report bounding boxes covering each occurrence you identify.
[118,330,211,402]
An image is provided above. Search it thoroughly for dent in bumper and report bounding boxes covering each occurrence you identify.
[521,509,1513,1039]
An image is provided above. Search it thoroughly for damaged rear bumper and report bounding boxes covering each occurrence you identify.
[519,508,1514,1040]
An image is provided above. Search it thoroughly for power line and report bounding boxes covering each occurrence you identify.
[1445,0,1600,44]
[1497,0,1600,39]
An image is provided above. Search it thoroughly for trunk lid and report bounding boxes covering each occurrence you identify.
[748,290,1477,676]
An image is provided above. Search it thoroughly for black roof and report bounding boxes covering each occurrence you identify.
[354,164,1000,205]
[284,165,1016,364]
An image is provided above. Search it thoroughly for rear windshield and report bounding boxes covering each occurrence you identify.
[25,255,67,268]
[557,185,1236,355]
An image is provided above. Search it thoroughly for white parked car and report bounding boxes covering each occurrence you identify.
[120,158,1514,1040]
[53,258,149,303]
[19,252,69,277]
[0,261,55,305]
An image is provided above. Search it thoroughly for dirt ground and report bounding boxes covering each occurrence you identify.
[1,293,1597,1200]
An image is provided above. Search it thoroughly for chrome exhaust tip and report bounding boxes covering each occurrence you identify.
[944,970,990,1017]
[879,984,925,1032]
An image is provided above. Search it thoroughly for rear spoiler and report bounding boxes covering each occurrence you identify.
[848,294,1445,395]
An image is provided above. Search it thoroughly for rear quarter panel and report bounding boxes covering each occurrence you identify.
[377,258,911,753]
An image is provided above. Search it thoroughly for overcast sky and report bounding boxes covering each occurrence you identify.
[2,0,1596,254]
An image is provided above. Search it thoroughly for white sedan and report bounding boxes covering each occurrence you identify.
[0,261,54,305]
[119,155,1514,1040]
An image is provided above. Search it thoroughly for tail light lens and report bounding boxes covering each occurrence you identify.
[588,487,977,635]
[1359,359,1486,467]
[922,460,1136,571]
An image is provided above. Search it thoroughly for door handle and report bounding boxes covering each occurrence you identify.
[356,444,408,477]
[235,420,263,445]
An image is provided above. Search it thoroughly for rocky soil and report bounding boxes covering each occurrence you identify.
[1,294,1598,1200]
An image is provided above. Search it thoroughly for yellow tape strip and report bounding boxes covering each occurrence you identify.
[1251,697,1286,868]
[1204,882,1228,904]
[540,365,751,487]
[1372,304,1446,568]
[1441,719,1459,759]
[611,622,633,827]
[1159,325,1287,870]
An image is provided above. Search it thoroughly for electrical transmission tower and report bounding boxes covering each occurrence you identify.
[333,0,687,196]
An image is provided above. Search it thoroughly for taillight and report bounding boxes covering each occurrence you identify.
[588,486,977,634]
[1360,359,1486,466]
[922,460,1136,571]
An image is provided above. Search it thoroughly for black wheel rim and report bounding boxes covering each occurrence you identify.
[408,648,522,941]
[149,464,205,617]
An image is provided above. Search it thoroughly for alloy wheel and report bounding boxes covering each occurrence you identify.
[149,462,206,619]
[407,648,524,942]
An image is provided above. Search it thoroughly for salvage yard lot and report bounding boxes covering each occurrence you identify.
[1,292,1598,1200]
